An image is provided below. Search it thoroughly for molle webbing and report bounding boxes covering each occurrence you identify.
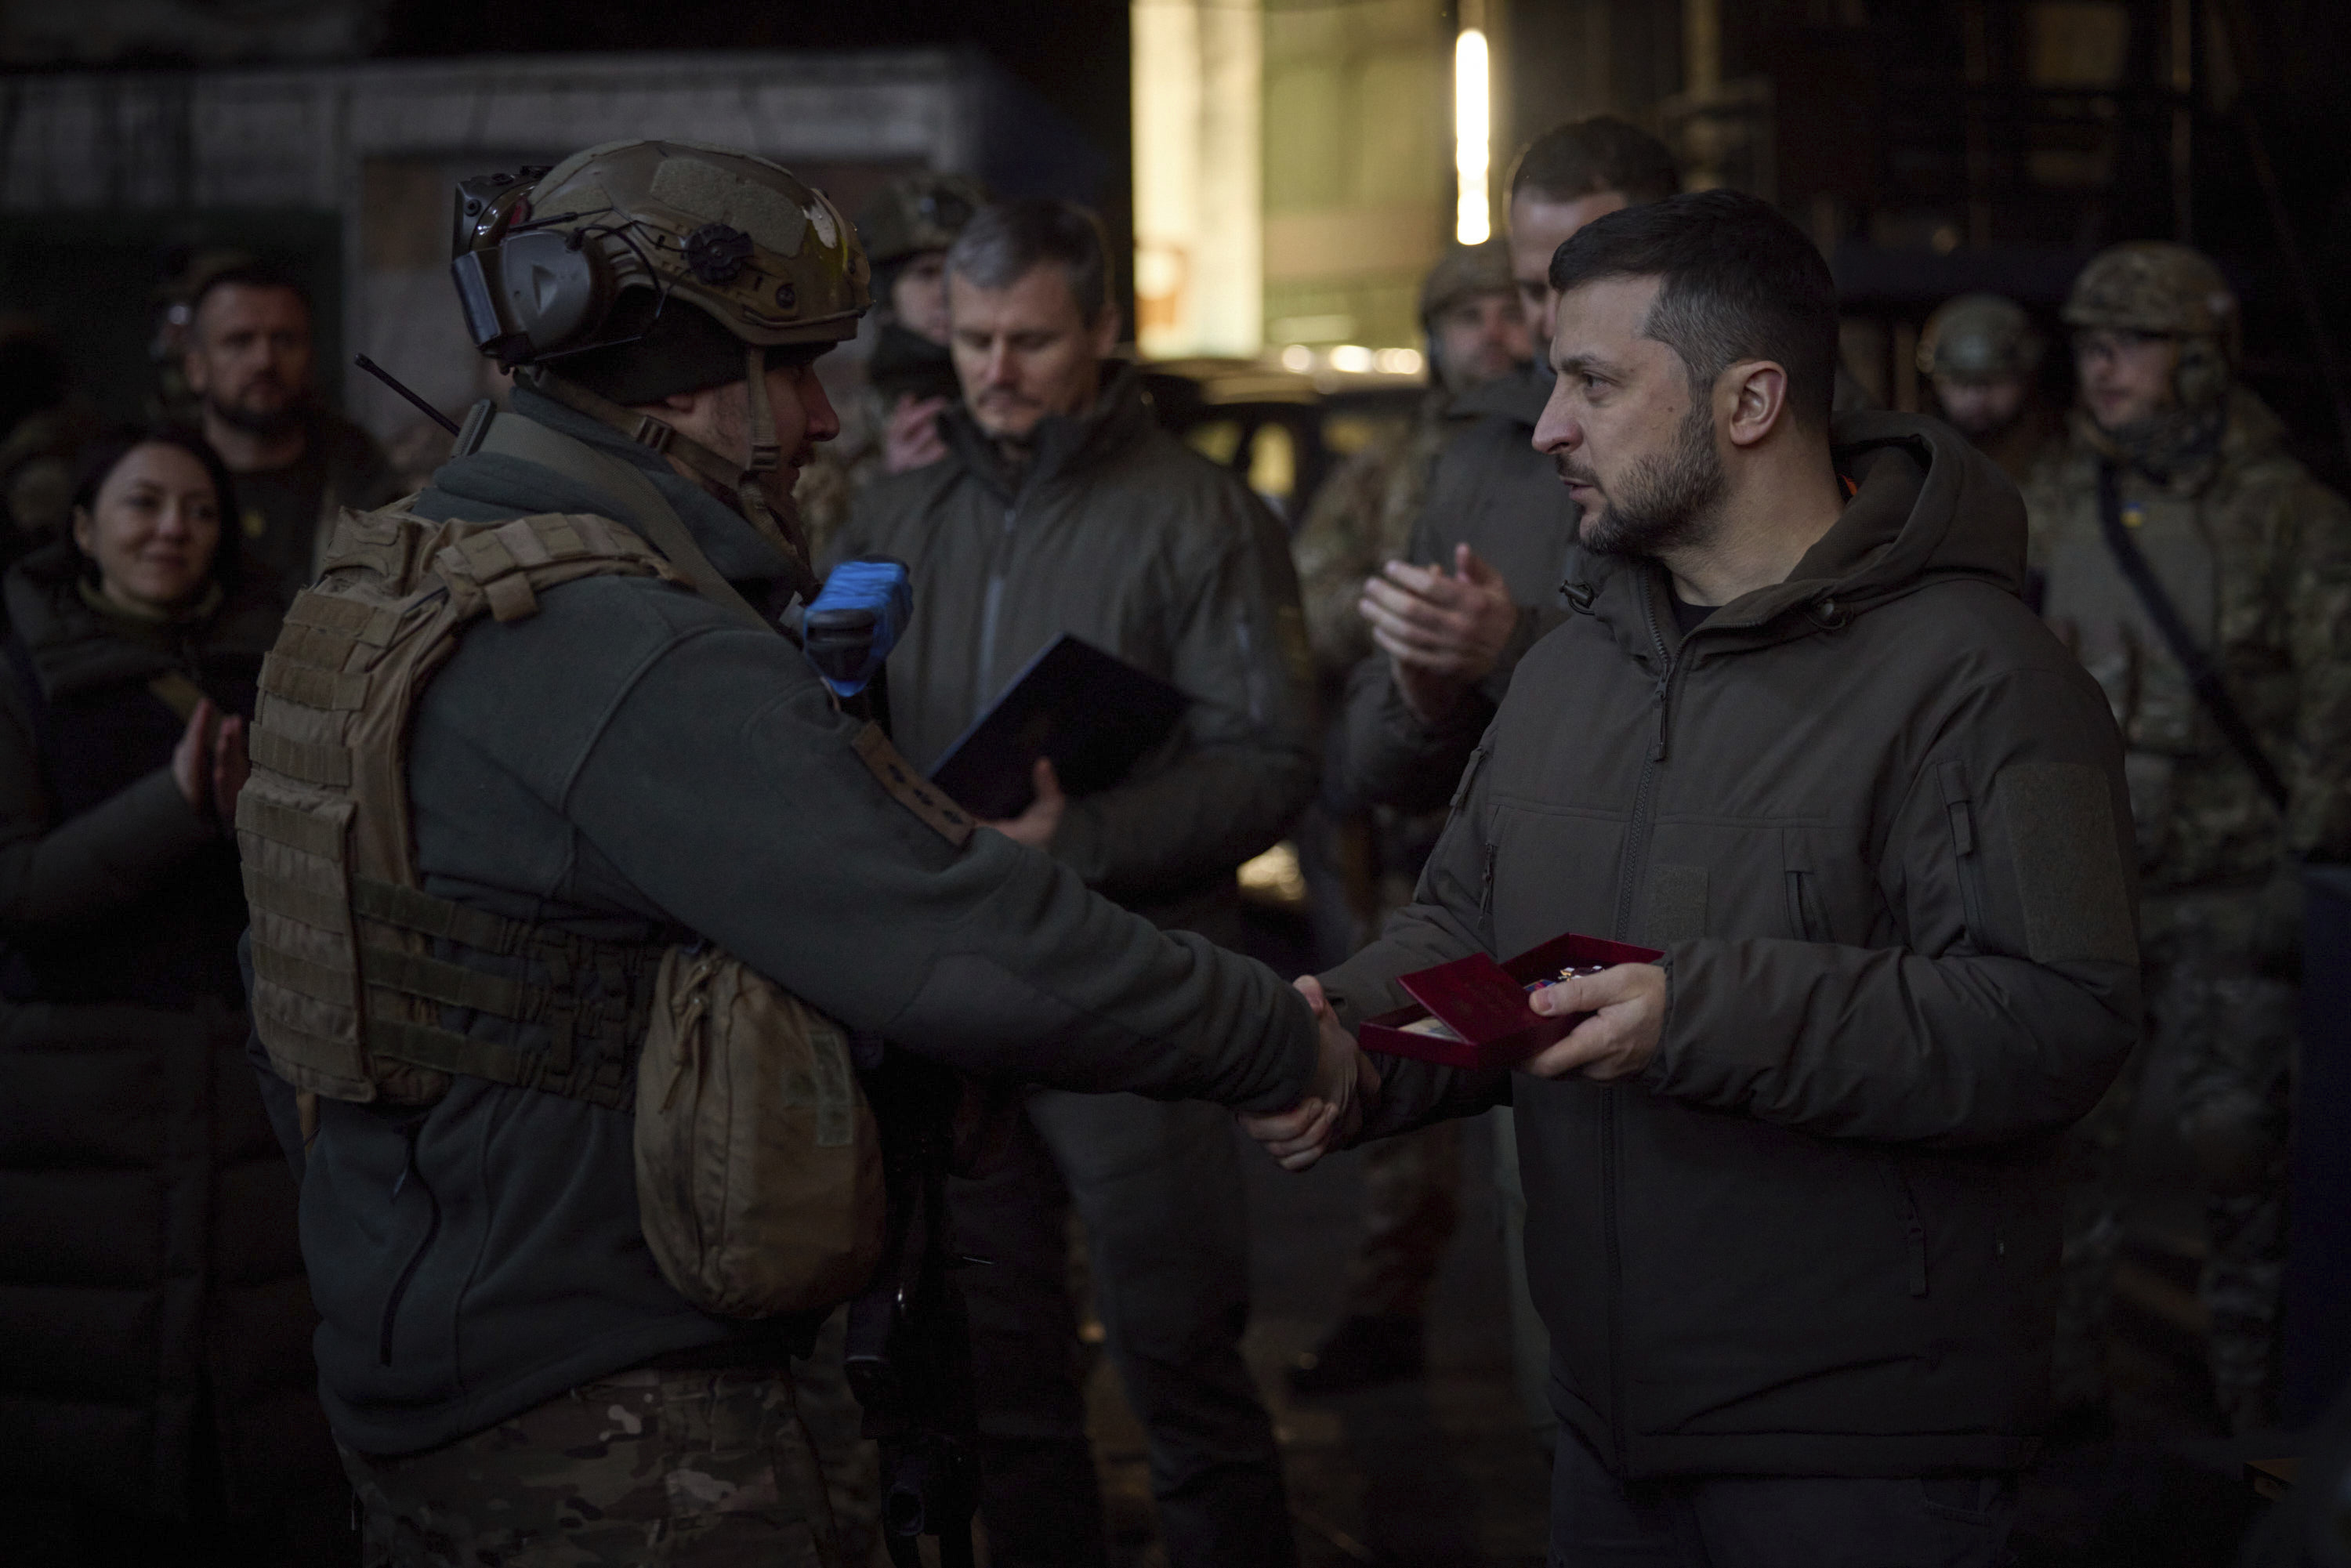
[237,505,687,1108]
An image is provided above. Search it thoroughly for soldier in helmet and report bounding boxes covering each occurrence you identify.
[2024,240,2351,1434]
[794,172,988,559]
[1918,292,2057,485]
[1291,242,1527,683]
[239,140,1364,1566]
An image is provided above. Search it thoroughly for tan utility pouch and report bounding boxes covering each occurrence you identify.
[636,946,886,1318]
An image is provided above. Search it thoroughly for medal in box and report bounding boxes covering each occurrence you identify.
[1356,932,1665,1070]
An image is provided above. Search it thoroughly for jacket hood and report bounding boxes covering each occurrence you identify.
[1571,410,2027,655]
[417,386,798,591]
[940,361,1158,504]
[1448,360,1553,429]
[4,534,282,702]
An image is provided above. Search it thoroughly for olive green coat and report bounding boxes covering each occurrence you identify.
[830,365,1319,937]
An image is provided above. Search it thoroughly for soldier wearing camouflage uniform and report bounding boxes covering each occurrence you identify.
[795,172,986,561]
[241,141,1350,1567]
[2023,241,2351,1433]
[1286,242,1527,1396]
[1919,293,2059,486]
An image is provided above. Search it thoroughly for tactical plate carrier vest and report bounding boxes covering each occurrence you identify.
[238,505,685,1108]
[238,475,889,1315]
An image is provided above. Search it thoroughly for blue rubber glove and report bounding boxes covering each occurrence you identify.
[803,557,913,698]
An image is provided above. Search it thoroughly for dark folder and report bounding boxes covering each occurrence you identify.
[926,634,1190,820]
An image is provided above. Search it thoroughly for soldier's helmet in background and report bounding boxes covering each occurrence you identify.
[2063,241,2239,407]
[856,172,991,274]
[450,139,870,372]
[1417,241,1516,331]
[1917,293,2043,382]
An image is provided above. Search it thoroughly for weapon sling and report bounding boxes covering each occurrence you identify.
[2095,460,2291,813]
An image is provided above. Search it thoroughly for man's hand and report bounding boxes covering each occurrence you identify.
[1241,974,1382,1171]
[1358,545,1516,724]
[1522,963,1668,1081]
[171,697,248,833]
[982,758,1066,850]
[882,393,951,474]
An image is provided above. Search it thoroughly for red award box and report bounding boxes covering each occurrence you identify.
[1357,932,1665,1071]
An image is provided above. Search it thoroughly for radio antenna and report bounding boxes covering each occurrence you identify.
[353,353,461,436]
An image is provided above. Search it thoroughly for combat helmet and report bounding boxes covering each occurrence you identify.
[1916,294,2043,381]
[447,139,870,564]
[451,139,868,368]
[857,172,990,273]
[2063,241,2238,406]
[1418,241,1516,329]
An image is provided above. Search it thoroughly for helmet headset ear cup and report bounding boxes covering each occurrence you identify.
[496,231,616,357]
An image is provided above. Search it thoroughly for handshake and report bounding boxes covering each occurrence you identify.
[1240,976,1378,1172]
[1239,963,1675,1171]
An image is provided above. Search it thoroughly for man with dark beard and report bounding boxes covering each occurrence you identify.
[1249,190,2143,1563]
[181,264,398,602]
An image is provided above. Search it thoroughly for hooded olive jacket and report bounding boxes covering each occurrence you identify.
[273,388,1318,1458]
[1323,412,2142,1478]
[829,367,1318,935]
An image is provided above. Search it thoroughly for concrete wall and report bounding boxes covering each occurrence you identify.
[0,50,999,443]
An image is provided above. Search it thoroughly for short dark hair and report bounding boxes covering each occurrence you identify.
[189,263,313,329]
[1508,117,1680,208]
[70,423,246,588]
[945,199,1112,323]
[1549,190,1838,429]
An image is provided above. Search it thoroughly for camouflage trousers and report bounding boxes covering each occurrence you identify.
[2054,886,2296,1432]
[341,1365,843,1567]
[794,1307,882,1566]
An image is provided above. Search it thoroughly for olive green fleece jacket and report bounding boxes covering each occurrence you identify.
[270,386,1320,1458]
[828,365,1320,936]
[1324,411,2143,1479]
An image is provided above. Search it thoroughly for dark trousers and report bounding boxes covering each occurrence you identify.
[1548,1422,2015,1567]
[951,1089,1295,1568]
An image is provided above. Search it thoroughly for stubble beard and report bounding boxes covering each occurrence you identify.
[207,381,308,438]
[1574,395,1728,559]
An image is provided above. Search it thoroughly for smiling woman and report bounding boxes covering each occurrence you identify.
[0,426,346,1559]
[71,431,234,614]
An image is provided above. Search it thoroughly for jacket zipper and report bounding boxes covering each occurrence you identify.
[1603,577,1682,1469]
[379,1122,444,1367]
[974,504,1018,712]
[1612,586,1681,940]
[1478,842,1498,914]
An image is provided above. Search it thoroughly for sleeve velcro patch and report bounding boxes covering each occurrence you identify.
[2001,761,2139,967]
[853,724,974,848]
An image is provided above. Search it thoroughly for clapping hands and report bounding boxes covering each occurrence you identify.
[1358,544,1518,725]
[171,697,248,834]
[1241,975,1380,1171]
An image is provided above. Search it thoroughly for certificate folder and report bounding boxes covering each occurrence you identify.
[927,634,1190,820]
[1357,932,1665,1070]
